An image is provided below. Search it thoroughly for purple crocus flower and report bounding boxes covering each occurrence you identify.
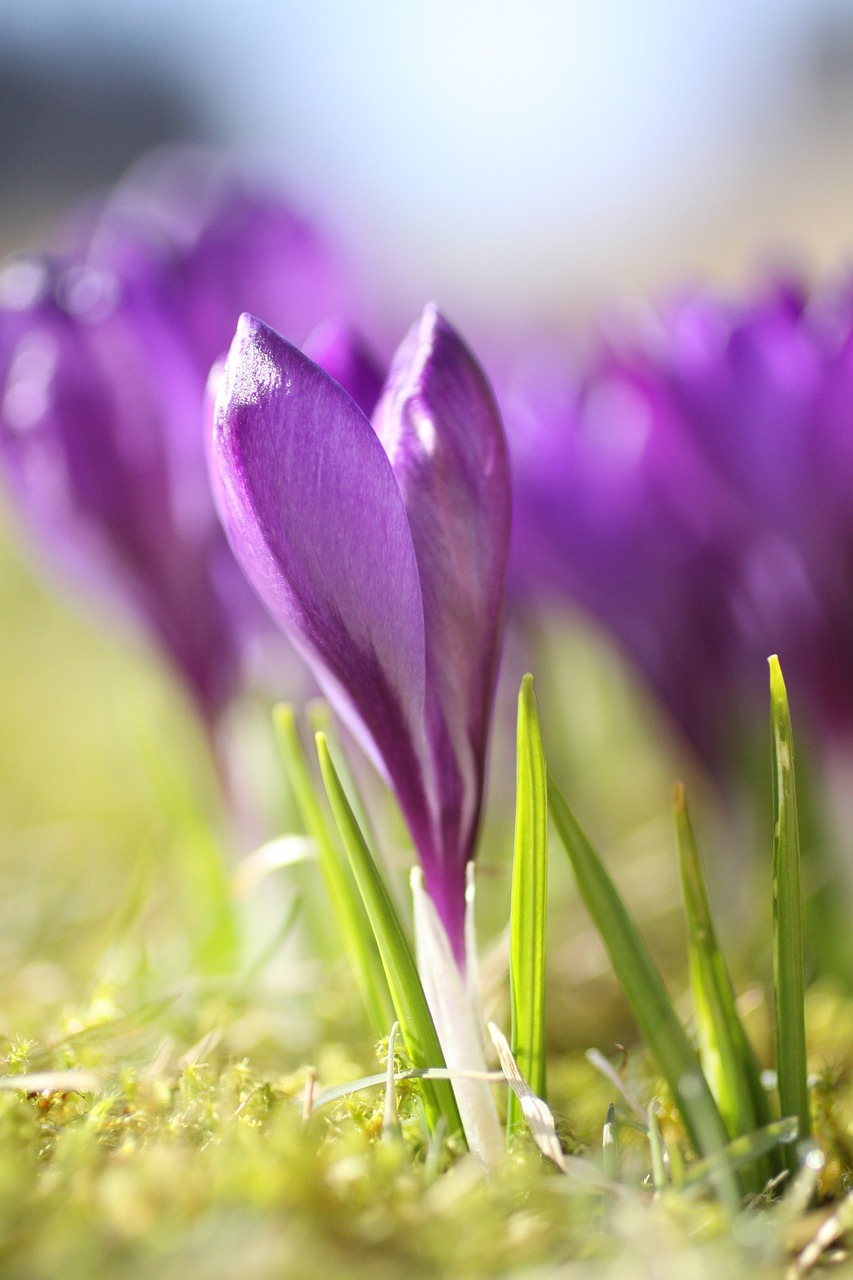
[657,283,853,739]
[0,149,349,726]
[210,305,511,954]
[508,346,753,767]
[507,278,853,768]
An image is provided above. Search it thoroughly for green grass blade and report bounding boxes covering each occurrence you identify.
[549,775,738,1208]
[306,700,377,845]
[273,705,394,1036]
[383,1022,402,1140]
[508,674,549,1133]
[682,1117,799,1194]
[601,1103,619,1181]
[769,656,810,1171]
[315,732,463,1139]
[648,1106,668,1192]
[674,781,773,1192]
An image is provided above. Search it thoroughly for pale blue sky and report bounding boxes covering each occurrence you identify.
[2,0,852,332]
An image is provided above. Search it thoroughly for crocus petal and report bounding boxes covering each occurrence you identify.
[506,351,764,766]
[78,147,349,368]
[211,307,511,958]
[372,304,511,917]
[0,266,245,719]
[0,150,352,726]
[506,277,853,767]
[302,319,384,419]
[211,314,432,823]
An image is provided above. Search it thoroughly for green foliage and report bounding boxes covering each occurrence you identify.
[0,975,844,1280]
[548,775,737,1207]
[601,1102,619,1180]
[0,517,841,1276]
[508,674,549,1132]
[769,656,811,1173]
[315,733,463,1140]
[674,781,773,1191]
[545,656,818,1208]
[273,704,394,1036]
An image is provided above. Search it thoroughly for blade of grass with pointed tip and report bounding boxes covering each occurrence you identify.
[508,674,549,1133]
[648,1107,668,1193]
[674,781,773,1192]
[316,732,463,1139]
[273,705,394,1037]
[601,1103,619,1181]
[549,775,738,1210]
[308,701,411,926]
[769,656,810,1173]
[307,700,377,845]
[383,1022,402,1139]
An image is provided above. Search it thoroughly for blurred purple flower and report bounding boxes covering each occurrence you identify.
[507,280,853,767]
[302,318,385,419]
[210,305,511,954]
[0,149,349,725]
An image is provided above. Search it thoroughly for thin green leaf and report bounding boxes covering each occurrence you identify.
[383,1022,402,1140]
[648,1106,668,1192]
[549,775,739,1210]
[312,1065,503,1112]
[601,1103,619,1181]
[674,781,773,1193]
[307,700,377,846]
[508,674,549,1132]
[273,705,394,1036]
[769,655,810,1172]
[683,1116,799,1194]
[315,732,463,1139]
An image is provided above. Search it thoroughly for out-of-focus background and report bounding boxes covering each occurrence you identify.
[2,0,853,335]
[2,0,853,1018]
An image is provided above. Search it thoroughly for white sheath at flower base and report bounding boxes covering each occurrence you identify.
[411,866,504,1169]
